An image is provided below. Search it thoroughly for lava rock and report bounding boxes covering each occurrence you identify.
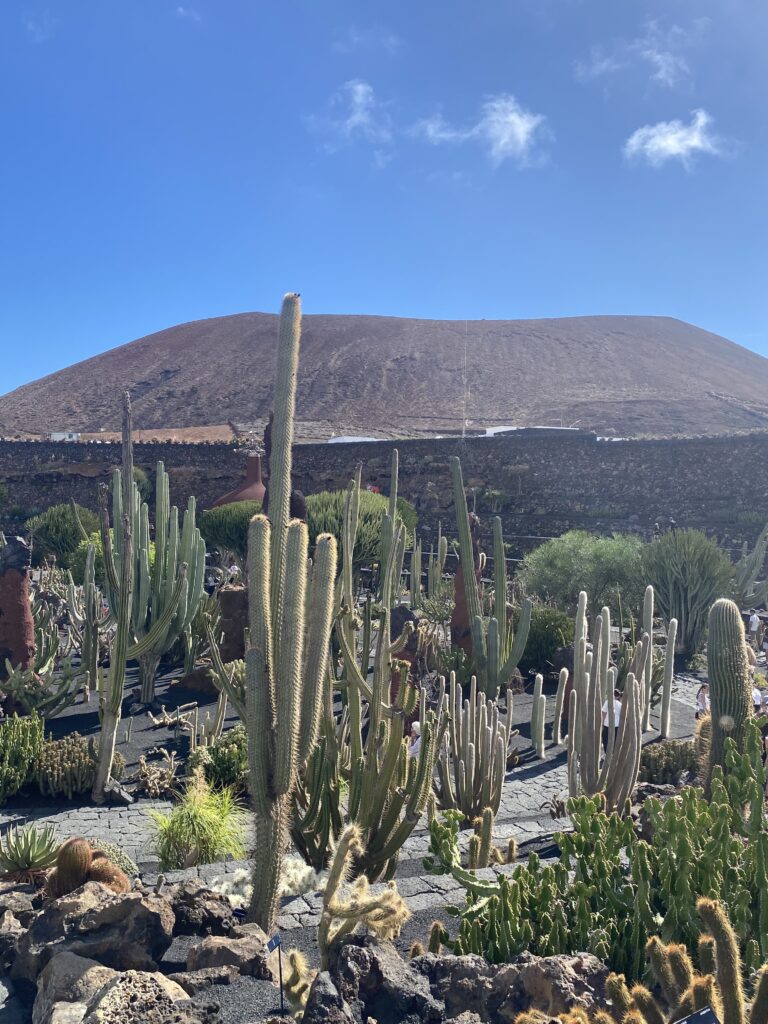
[33,952,117,1024]
[302,973,356,1024]
[186,923,277,980]
[167,966,240,995]
[166,881,235,937]
[80,970,213,1024]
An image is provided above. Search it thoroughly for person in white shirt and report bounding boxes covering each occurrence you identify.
[754,685,764,715]
[407,721,421,757]
[601,689,622,752]
[749,611,761,648]
[695,683,710,719]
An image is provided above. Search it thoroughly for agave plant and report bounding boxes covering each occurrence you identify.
[0,823,60,882]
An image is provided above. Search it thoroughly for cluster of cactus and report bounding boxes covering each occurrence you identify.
[1,656,82,719]
[30,593,61,675]
[188,722,248,794]
[567,592,647,812]
[707,597,753,787]
[638,738,697,785]
[242,295,338,932]
[425,722,768,982]
[434,673,511,820]
[0,823,59,881]
[102,453,206,704]
[732,520,768,610]
[516,900,768,1024]
[60,539,112,690]
[450,457,531,697]
[36,733,125,800]
[426,807,516,872]
[132,748,178,797]
[284,824,410,1015]
[0,713,44,805]
[182,593,221,676]
[87,839,138,878]
[45,837,131,899]
[329,462,448,882]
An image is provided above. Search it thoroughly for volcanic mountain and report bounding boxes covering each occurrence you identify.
[3,312,768,439]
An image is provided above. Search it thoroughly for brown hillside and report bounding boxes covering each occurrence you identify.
[3,312,768,438]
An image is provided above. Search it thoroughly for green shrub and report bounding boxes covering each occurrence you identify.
[643,528,733,661]
[638,739,697,785]
[518,607,575,676]
[188,723,248,793]
[36,733,125,800]
[149,774,246,869]
[67,530,154,586]
[200,501,260,563]
[518,530,644,619]
[0,714,43,806]
[200,493,418,569]
[26,503,99,565]
[133,466,151,503]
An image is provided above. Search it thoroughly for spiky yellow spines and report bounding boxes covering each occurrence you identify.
[428,920,446,955]
[696,897,745,1024]
[646,935,685,1007]
[707,599,752,784]
[606,973,633,1016]
[629,984,665,1024]
[87,851,130,894]
[698,932,716,975]
[283,949,316,1015]
[317,824,410,970]
[751,966,768,1024]
[409,941,425,959]
[45,838,130,899]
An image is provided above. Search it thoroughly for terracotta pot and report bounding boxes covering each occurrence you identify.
[212,454,266,507]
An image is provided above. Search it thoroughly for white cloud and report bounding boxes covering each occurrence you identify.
[413,95,549,167]
[333,27,403,56]
[575,46,627,81]
[307,80,393,163]
[24,10,56,43]
[576,19,707,88]
[624,109,724,168]
[176,6,201,23]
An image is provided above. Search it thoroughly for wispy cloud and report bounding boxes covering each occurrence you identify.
[413,95,550,167]
[176,6,201,23]
[307,80,394,165]
[576,19,708,88]
[624,109,725,168]
[24,9,56,43]
[333,26,403,56]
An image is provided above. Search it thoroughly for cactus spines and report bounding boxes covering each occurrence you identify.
[696,897,745,1024]
[707,598,752,785]
[752,966,768,1024]
[568,595,645,812]
[605,973,633,1016]
[659,617,678,739]
[531,673,546,759]
[698,932,716,976]
[641,584,654,731]
[428,920,446,954]
[628,984,665,1024]
[553,667,568,745]
[435,673,508,820]
[409,941,425,959]
[246,295,338,932]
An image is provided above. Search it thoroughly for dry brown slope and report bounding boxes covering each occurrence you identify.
[3,312,768,437]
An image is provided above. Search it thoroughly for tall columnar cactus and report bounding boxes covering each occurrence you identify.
[450,457,531,697]
[64,543,111,693]
[335,464,447,881]
[410,539,422,609]
[434,673,509,820]
[531,673,546,759]
[246,294,338,932]
[707,598,752,784]
[567,594,646,812]
[103,459,206,703]
[92,393,135,803]
[427,524,448,598]
[659,617,678,739]
[733,521,768,610]
[641,585,654,731]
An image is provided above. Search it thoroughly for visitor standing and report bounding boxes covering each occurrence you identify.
[407,721,421,757]
[753,683,764,715]
[750,610,761,648]
[695,683,710,719]
[601,689,622,751]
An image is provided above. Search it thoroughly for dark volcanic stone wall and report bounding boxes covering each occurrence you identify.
[0,432,759,558]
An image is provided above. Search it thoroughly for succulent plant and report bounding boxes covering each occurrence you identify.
[0,823,59,881]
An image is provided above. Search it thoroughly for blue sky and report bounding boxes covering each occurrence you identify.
[1,0,766,393]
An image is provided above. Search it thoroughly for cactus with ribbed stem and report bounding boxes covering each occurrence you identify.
[102,454,206,703]
[410,539,422,609]
[531,672,546,759]
[245,294,338,933]
[708,598,752,786]
[567,592,647,812]
[553,667,568,745]
[659,617,678,739]
[434,672,508,820]
[335,461,448,881]
[733,522,768,610]
[427,524,448,597]
[450,457,531,697]
[642,585,654,730]
[63,543,111,694]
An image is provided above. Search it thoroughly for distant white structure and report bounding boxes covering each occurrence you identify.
[49,431,81,441]
[327,435,380,444]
